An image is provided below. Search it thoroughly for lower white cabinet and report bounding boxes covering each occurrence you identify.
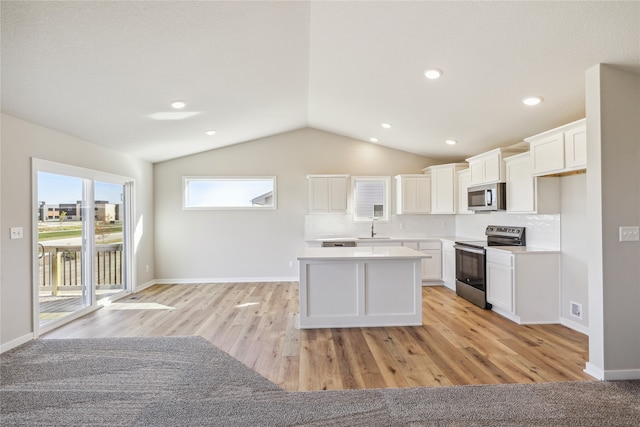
[403,240,442,283]
[486,248,560,324]
[486,251,514,312]
[441,239,456,291]
[358,241,402,247]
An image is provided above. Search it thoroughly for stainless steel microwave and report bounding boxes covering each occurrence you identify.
[467,183,506,211]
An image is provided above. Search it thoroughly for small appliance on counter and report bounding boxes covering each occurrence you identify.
[453,225,526,309]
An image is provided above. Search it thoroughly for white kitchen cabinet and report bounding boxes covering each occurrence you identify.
[358,240,402,247]
[564,124,587,170]
[486,251,514,313]
[441,239,456,291]
[423,163,467,214]
[505,152,560,214]
[486,248,560,324]
[456,169,473,214]
[403,240,442,283]
[307,175,348,214]
[525,118,586,176]
[466,148,525,186]
[297,247,423,328]
[395,174,431,214]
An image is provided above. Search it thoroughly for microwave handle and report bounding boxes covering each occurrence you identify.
[485,189,493,206]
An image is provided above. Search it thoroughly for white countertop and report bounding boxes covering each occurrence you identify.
[298,246,427,261]
[486,246,561,254]
[305,236,463,244]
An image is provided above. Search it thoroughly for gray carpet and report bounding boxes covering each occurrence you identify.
[1,336,638,426]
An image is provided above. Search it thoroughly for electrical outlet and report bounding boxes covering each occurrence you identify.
[619,226,639,242]
[288,261,294,268]
[10,227,24,240]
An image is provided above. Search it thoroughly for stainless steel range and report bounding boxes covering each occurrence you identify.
[454,225,526,309]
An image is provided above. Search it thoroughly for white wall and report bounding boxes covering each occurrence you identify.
[585,64,640,379]
[153,127,444,282]
[0,114,155,349]
[560,173,588,331]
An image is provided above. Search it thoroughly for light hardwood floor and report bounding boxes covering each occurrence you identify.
[43,282,592,391]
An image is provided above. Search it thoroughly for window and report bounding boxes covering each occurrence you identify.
[352,176,390,222]
[183,177,277,210]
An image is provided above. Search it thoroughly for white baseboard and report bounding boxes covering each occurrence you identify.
[560,316,590,335]
[0,333,33,354]
[584,363,640,380]
[155,276,299,285]
[135,279,157,292]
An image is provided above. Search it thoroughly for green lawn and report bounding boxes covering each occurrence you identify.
[38,224,122,241]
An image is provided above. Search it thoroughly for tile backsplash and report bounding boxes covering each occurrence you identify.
[455,212,561,249]
[305,214,456,239]
[305,212,560,249]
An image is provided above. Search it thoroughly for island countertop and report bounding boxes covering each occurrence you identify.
[297,246,427,261]
[297,245,424,329]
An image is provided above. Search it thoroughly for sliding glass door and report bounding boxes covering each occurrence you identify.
[36,172,90,328]
[34,160,132,335]
[94,181,127,303]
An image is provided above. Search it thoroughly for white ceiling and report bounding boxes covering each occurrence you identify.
[2,1,639,163]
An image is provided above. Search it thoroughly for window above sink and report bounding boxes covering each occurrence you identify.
[352,176,390,222]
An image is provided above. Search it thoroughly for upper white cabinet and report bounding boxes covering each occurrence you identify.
[525,118,586,176]
[423,163,467,214]
[465,148,525,185]
[456,168,473,215]
[395,174,431,214]
[504,152,560,214]
[307,175,348,214]
[564,123,588,170]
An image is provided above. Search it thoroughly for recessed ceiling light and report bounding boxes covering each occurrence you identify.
[381,122,392,129]
[522,96,543,106]
[170,100,186,109]
[445,139,457,145]
[424,68,443,80]
[205,130,217,136]
[370,137,379,143]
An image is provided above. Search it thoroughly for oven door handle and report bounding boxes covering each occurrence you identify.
[454,245,486,255]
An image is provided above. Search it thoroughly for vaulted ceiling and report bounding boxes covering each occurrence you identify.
[2,1,639,163]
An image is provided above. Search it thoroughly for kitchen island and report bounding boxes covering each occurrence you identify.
[297,246,426,329]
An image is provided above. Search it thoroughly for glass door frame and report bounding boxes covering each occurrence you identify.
[31,158,134,337]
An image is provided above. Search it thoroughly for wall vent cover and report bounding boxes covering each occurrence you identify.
[570,301,583,319]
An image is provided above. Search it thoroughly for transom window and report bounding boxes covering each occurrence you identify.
[183,177,277,210]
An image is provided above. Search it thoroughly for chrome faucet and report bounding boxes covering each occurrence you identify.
[371,218,377,238]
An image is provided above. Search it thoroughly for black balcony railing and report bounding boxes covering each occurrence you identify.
[38,244,123,294]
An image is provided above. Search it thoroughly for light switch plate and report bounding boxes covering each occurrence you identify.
[619,226,640,242]
[10,227,24,240]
